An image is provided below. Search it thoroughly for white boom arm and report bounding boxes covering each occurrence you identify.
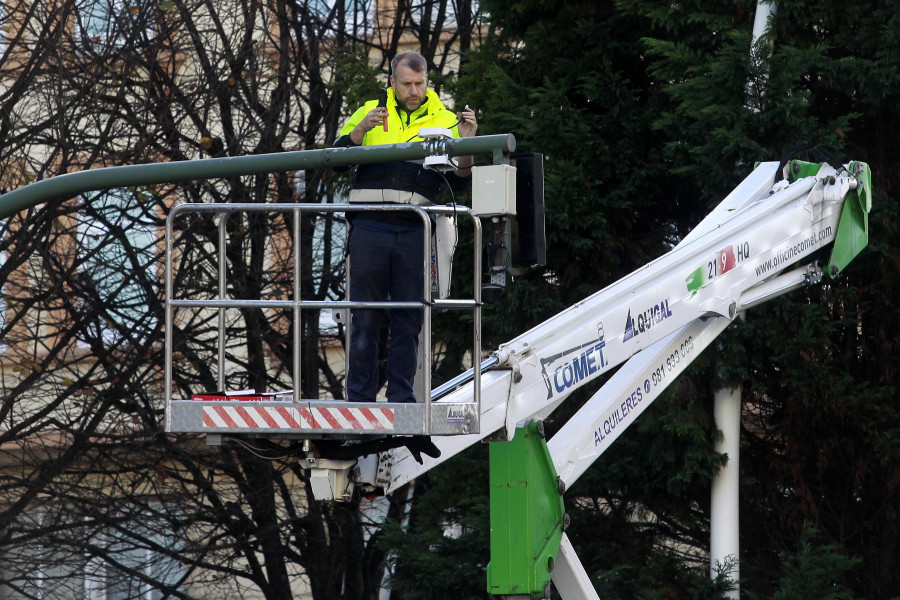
[366,161,859,496]
[350,159,870,600]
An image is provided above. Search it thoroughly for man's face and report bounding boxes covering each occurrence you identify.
[391,63,428,112]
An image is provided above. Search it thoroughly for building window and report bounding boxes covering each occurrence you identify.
[76,188,158,347]
[84,518,185,600]
[79,0,154,48]
[0,248,6,355]
[0,2,6,53]
[0,505,185,600]
[294,172,346,295]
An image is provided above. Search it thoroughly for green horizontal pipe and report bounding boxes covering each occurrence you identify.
[0,133,516,220]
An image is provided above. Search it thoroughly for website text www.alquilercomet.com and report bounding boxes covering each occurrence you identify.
[754,226,832,277]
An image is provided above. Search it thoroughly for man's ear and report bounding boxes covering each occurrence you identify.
[389,76,395,88]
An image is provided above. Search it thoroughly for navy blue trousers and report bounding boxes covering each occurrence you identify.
[347,225,426,403]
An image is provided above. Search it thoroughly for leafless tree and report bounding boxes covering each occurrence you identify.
[0,0,483,598]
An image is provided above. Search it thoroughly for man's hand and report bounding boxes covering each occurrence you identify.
[454,106,478,175]
[350,107,388,145]
[456,106,478,138]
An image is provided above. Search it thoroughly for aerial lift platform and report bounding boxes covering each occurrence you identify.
[162,201,486,442]
[0,130,872,600]
[160,149,871,598]
[161,129,529,452]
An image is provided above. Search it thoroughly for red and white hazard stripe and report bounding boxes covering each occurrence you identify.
[202,405,395,431]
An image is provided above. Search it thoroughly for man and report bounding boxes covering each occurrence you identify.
[334,51,477,407]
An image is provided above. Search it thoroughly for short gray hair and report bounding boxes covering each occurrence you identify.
[391,51,427,74]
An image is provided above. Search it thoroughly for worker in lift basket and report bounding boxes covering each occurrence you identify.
[333,50,477,415]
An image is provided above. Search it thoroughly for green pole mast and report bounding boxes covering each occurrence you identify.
[0,134,515,219]
[487,420,566,599]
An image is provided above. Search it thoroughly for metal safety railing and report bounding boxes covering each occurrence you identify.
[164,202,483,437]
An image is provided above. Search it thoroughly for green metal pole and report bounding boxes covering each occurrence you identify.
[0,133,516,219]
[487,420,566,599]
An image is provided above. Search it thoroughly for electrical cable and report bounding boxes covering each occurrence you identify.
[403,106,469,143]
[776,143,848,181]
[230,436,306,460]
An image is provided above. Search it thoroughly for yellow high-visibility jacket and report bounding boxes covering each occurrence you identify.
[340,88,460,145]
[334,88,467,211]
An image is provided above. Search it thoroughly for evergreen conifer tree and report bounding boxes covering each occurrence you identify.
[385,1,900,598]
